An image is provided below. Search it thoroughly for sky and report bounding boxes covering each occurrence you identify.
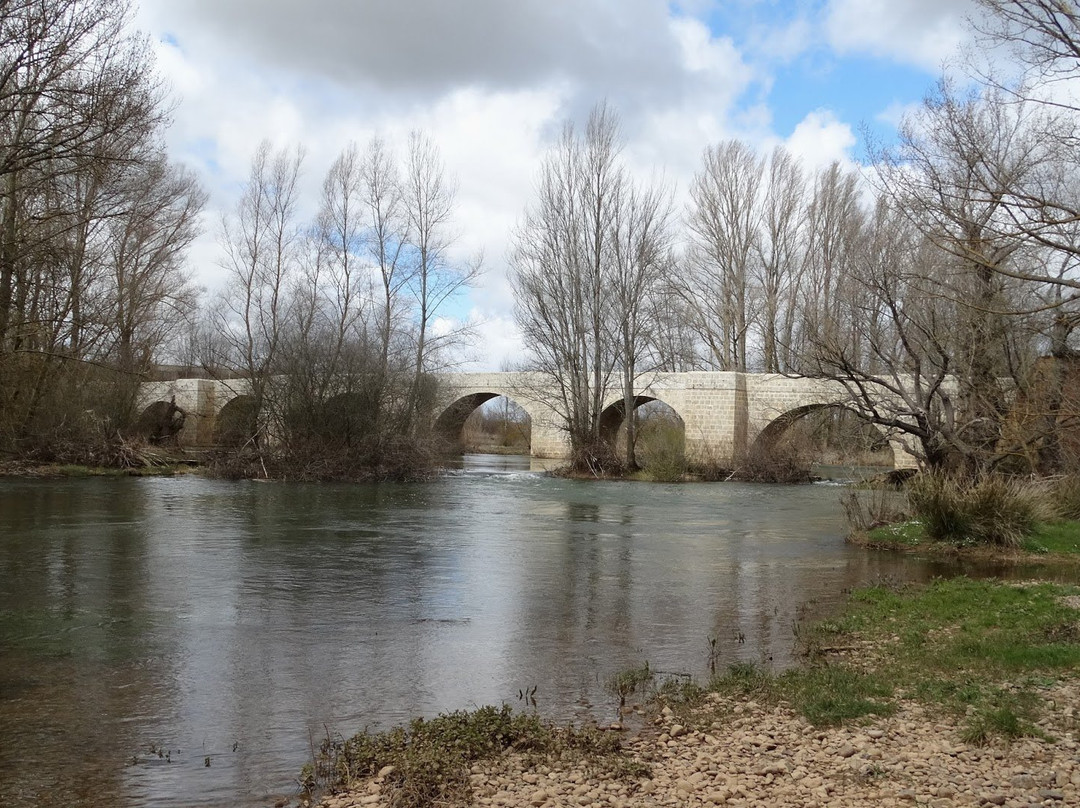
[134,0,979,371]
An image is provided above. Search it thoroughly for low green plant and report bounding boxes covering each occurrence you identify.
[960,689,1046,746]
[308,704,643,808]
[709,662,778,700]
[708,662,894,726]
[653,674,705,708]
[605,662,653,707]
[781,666,895,726]
[1024,520,1080,555]
[702,579,1080,737]
[864,520,924,548]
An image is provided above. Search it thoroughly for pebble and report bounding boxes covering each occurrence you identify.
[319,680,1080,808]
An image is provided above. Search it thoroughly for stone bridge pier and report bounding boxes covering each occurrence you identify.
[137,371,920,469]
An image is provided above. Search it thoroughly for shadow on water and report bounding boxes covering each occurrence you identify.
[0,472,1076,808]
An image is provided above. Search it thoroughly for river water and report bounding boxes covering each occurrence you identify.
[0,457,1070,807]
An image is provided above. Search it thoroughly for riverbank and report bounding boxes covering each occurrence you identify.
[311,578,1080,808]
[851,519,1080,563]
[0,459,200,477]
[319,686,1080,808]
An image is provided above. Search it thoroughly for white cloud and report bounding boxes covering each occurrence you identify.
[448,310,525,373]
[755,16,815,65]
[785,110,858,170]
[146,0,702,114]
[824,0,974,71]
[130,0,986,370]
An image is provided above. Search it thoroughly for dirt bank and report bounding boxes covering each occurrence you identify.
[317,680,1078,808]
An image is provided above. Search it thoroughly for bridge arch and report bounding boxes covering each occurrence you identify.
[599,396,686,466]
[749,403,896,467]
[214,395,258,446]
[133,399,186,444]
[435,393,532,452]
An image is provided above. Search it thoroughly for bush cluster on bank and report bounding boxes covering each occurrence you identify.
[847,472,1080,554]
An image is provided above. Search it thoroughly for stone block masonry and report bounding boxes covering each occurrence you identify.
[138,372,919,470]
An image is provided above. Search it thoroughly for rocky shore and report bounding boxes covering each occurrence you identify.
[310,579,1080,808]
[317,679,1079,808]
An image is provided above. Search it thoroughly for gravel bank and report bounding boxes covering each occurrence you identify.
[318,681,1079,808]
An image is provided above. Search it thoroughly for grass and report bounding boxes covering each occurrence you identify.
[310,579,1080,804]
[0,462,197,478]
[605,662,654,707]
[908,474,1052,548]
[662,578,1080,745]
[850,473,1080,556]
[305,704,648,808]
[705,660,897,727]
[864,518,1080,558]
[1023,521,1080,555]
[864,519,925,548]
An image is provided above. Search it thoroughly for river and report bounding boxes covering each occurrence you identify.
[0,457,1069,807]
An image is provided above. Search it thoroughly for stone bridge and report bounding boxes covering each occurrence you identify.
[139,371,919,469]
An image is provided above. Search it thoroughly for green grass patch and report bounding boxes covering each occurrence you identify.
[854,473,1080,555]
[865,520,925,548]
[1023,520,1080,555]
[697,578,1080,743]
[706,663,895,727]
[865,517,1080,558]
[781,666,896,726]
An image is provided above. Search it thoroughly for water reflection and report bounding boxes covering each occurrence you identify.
[1,473,1075,808]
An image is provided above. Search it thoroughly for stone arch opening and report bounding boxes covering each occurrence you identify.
[133,398,186,445]
[751,403,895,469]
[436,394,531,453]
[214,395,259,447]
[599,396,686,469]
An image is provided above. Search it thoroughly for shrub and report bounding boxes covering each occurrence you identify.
[636,420,687,482]
[908,473,1054,548]
[735,441,812,484]
[841,487,910,533]
[1049,474,1080,520]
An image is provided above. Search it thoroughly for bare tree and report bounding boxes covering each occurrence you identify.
[512,103,669,470]
[798,81,1073,472]
[798,162,866,369]
[214,141,305,445]
[0,0,166,350]
[680,140,764,371]
[360,136,409,383]
[754,147,806,373]
[513,107,619,468]
[318,142,368,381]
[403,131,479,425]
[610,179,674,464]
[0,0,206,456]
